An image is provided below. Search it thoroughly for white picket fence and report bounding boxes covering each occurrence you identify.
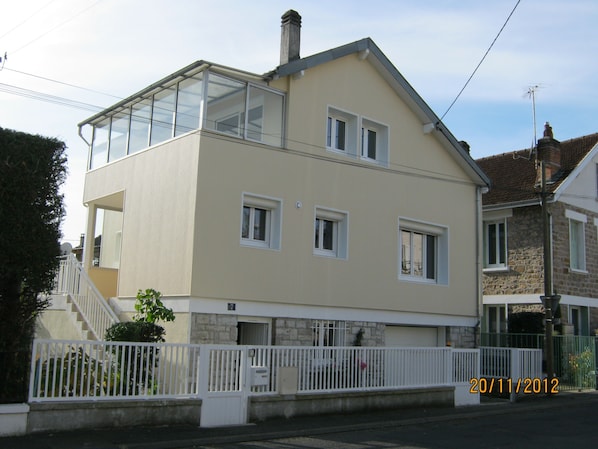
[29,340,479,402]
[28,340,541,409]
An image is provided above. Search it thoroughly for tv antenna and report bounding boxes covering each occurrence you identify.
[526,84,541,158]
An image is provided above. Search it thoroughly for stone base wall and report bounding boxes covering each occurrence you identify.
[446,326,477,348]
[190,313,238,344]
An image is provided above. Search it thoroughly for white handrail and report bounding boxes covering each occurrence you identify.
[53,255,119,340]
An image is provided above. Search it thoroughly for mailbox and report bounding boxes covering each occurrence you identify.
[251,367,270,386]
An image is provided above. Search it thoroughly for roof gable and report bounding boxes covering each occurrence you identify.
[270,38,490,187]
[476,132,598,208]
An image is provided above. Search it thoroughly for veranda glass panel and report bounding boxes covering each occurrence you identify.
[247,85,283,146]
[91,118,110,169]
[129,99,151,154]
[175,74,203,136]
[108,111,130,162]
[150,86,176,145]
[205,73,246,136]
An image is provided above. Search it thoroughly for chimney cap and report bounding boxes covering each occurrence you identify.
[281,9,302,24]
[543,122,553,139]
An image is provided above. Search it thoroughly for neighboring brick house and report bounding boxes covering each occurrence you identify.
[477,124,598,336]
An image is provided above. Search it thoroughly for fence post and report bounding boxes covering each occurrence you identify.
[510,348,520,402]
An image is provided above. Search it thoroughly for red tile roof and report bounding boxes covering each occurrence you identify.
[476,132,598,206]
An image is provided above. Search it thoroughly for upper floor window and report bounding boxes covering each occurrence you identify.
[399,218,448,284]
[314,207,348,259]
[326,106,388,166]
[326,107,357,154]
[240,193,282,250]
[484,220,507,269]
[566,210,587,272]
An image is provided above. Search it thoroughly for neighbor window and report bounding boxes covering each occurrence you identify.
[241,194,281,250]
[314,207,348,259]
[566,210,587,272]
[399,218,448,284]
[484,220,507,269]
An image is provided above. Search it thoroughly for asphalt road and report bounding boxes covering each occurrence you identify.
[192,394,598,449]
[4,392,598,449]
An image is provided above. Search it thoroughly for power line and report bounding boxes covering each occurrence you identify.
[0,82,103,112]
[4,67,122,100]
[440,0,522,121]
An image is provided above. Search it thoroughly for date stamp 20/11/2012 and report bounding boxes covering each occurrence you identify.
[469,377,559,395]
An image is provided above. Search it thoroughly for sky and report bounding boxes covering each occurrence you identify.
[2,0,597,246]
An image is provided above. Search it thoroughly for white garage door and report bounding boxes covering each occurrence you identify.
[385,326,441,347]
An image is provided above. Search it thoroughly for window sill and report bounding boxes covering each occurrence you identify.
[483,266,509,273]
[569,268,589,275]
[399,276,441,286]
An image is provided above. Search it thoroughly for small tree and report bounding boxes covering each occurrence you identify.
[105,289,174,395]
[0,127,67,403]
[133,288,175,324]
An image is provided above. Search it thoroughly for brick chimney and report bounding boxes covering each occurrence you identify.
[280,10,301,65]
[536,122,561,184]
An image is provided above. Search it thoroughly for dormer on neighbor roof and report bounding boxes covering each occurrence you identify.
[536,122,562,185]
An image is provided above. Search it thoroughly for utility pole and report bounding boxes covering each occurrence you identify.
[540,157,560,392]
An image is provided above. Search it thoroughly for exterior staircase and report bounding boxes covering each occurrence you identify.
[53,254,120,340]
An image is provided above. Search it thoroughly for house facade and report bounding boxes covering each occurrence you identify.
[477,124,598,337]
[47,11,489,348]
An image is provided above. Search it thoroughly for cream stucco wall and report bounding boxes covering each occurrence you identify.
[84,134,201,297]
[82,52,482,324]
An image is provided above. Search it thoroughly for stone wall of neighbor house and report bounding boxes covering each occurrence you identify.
[483,206,544,295]
[552,203,598,299]
[446,326,477,348]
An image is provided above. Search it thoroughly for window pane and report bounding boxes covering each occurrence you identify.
[242,206,250,239]
[426,234,436,280]
[336,120,346,150]
[205,73,246,136]
[129,99,151,154]
[498,222,506,264]
[401,230,411,275]
[108,112,130,162]
[488,223,497,265]
[322,219,334,250]
[413,233,423,276]
[248,86,283,146]
[91,119,110,169]
[253,208,267,241]
[367,129,376,159]
[150,86,176,145]
[175,74,203,136]
[327,117,332,147]
[488,307,497,333]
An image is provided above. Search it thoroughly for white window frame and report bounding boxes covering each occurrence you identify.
[314,207,348,259]
[399,217,448,285]
[487,305,507,334]
[240,193,282,250]
[312,320,347,346]
[360,116,389,165]
[482,210,512,272]
[326,106,358,155]
[566,209,587,272]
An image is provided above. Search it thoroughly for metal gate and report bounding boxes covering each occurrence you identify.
[197,346,250,427]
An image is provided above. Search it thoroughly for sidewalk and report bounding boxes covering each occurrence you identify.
[3,391,597,449]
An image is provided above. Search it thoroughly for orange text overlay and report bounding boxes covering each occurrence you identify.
[469,377,559,395]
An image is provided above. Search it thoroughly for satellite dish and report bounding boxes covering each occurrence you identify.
[60,242,73,255]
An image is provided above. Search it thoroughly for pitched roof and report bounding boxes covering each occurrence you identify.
[476,132,598,207]
[271,38,491,188]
